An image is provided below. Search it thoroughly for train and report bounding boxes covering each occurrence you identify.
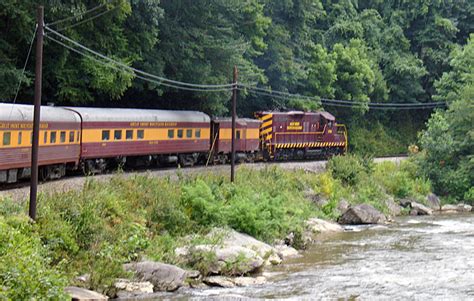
[0,103,347,184]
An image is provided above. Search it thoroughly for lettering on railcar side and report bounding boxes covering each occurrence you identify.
[129,122,178,127]
[0,122,49,129]
[287,121,302,130]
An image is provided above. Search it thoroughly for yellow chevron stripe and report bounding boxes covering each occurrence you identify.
[262,120,273,128]
[261,114,272,121]
[261,127,272,136]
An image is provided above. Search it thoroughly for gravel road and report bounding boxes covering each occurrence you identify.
[0,157,406,202]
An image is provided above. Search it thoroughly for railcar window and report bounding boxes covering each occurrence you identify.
[102,130,110,141]
[126,130,133,140]
[60,131,66,143]
[30,132,33,144]
[177,129,183,138]
[18,132,22,145]
[50,132,57,144]
[195,129,201,138]
[236,130,241,140]
[44,132,48,144]
[2,132,11,146]
[137,130,144,140]
[168,129,174,139]
[186,129,192,138]
[69,131,75,143]
[77,131,80,142]
[114,130,122,140]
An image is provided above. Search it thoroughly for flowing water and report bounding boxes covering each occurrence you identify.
[150,214,474,300]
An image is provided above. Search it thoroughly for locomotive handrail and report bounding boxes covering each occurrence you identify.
[336,124,348,153]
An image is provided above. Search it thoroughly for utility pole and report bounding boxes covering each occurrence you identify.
[230,66,238,182]
[29,6,44,221]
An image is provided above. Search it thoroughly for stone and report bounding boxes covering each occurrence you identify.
[185,270,201,279]
[114,279,154,295]
[409,208,419,216]
[274,245,300,259]
[65,286,108,301]
[457,204,472,212]
[215,246,264,274]
[123,261,186,292]
[75,274,90,284]
[266,253,282,266]
[233,276,267,287]
[203,276,235,288]
[304,189,328,207]
[440,204,458,214]
[399,198,414,208]
[337,199,350,214]
[306,218,344,233]
[384,197,402,216]
[410,202,433,215]
[426,193,441,210]
[338,204,387,225]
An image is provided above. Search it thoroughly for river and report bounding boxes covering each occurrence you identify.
[168,213,474,300]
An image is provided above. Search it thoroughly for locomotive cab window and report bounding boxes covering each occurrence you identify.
[126,130,133,140]
[195,129,201,138]
[60,131,66,143]
[168,129,174,139]
[137,130,144,140]
[69,131,75,143]
[177,129,183,138]
[2,132,11,146]
[114,130,122,140]
[50,132,57,144]
[186,129,192,138]
[102,130,110,141]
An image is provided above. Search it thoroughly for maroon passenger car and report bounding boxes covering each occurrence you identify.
[0,103,81,183]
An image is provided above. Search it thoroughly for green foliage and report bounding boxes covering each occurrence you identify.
[0,216,68,300]
[327,154,368,186]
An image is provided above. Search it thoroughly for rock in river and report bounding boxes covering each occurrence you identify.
[410,202,433,215]
[65,286,108,301]
[338,204,387,225]
[123,261,186,292]
[426,193,441,210]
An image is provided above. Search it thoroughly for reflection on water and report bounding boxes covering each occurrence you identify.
[164,214,474,300]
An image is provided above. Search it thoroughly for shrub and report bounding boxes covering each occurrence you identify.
[327,154,367,186]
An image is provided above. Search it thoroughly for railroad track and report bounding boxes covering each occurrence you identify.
[0,157,406,202]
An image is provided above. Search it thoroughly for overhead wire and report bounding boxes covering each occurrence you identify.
[239,84,447,108]
[45,25,235,90]
[45,34,234,92]
[54,6,119,32]
[46,2,109,26]
[242,87,445,110]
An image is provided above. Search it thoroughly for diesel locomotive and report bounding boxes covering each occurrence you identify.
[0,103,347,184]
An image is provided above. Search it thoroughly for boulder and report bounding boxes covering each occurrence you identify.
[123,261,186,292]
[209,229,276,260]
[114,279,153,298]
[203,276,235,288]
[399,198,414,208]
[410,202,433,215]
[65,287,108,301]
[337,199,350,214]
[215,246,264,274]
[203,276,267,288]
[426,193,441,210]
[440,204,458,214]
[338,204,387,225]
[384,197,402,216]
[306,218,344,233]
[457,204,472,212]
[274,245,300,260]
[233,276,267,287]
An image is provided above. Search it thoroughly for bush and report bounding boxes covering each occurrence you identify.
[0,216,68,300]
[327,154,368,186]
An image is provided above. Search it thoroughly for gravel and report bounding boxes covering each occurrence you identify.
[0,157,405,202]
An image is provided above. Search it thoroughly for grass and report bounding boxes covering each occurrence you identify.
[0,155,433,298]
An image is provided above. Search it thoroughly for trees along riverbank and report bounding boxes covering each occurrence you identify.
[1,155,460,299]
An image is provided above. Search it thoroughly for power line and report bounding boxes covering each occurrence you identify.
[242,88,445,110]
[45,26,235,90]
[45,34,234,92]
[240,84,446,109]
[47,2,109,26]
[54,6,118,32]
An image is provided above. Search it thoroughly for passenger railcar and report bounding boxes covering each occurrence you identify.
[64,107,211,171]
[256,111,347,160]
[209,118,261,164]
[0,103,81,183]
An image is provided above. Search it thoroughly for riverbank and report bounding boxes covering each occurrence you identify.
[0,156,470,299]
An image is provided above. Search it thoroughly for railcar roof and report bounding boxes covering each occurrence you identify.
[257,111,335,120]
[0,103,81,123]
[64,107,211,123]
[213,117,261,124]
